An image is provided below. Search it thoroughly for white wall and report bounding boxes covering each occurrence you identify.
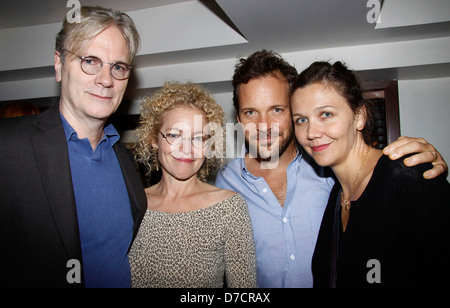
[398,77,450,181]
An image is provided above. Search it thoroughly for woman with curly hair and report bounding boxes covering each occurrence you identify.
[128,82,257,288]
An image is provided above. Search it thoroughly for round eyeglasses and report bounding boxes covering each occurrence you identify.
[64,50,132,80]
[159,131,210,149]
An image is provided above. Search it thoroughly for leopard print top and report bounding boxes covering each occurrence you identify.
[128,193,257,288]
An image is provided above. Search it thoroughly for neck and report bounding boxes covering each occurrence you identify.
[332,141,377,202]
[156,171,203,200]
[59,103,106,151]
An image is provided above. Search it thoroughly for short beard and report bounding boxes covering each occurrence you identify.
[246,127,294,163]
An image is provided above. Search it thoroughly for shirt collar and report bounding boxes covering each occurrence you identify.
[60,113,120,146]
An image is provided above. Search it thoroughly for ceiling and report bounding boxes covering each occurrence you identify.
[0,0,191,29]
[0,0,449,111]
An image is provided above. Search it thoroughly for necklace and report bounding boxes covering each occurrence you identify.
[341,146,372,211]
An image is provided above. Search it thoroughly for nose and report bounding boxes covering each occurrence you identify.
[94,65,114,88]
[306,120,322,140]
[257,114,273,134]
[179,137,193,155]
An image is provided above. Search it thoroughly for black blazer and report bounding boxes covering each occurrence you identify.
[0,104,147,288]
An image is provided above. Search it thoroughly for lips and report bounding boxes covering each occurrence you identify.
[254,131,280,142]
[311,143,331,152]
[89,93,113,100]
[175,158,196,163]
[257,137,273,144]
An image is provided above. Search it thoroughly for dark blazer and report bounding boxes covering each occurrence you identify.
[0,104,147,288]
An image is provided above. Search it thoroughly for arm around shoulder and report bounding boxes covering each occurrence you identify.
[383,136,448,179]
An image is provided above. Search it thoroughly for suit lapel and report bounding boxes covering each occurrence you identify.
[31,105,82,261]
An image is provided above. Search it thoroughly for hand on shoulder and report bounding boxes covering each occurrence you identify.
[383,136,448,179]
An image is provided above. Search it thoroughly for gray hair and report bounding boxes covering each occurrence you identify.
[55,6,140,63]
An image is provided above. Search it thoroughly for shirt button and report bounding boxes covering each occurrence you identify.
[290,255,295,261]
[262,188,268,193]
[283,218,288,223]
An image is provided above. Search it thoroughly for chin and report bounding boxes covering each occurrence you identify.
[259,148,279,161]
[247,140,278,159]
[309,153,334,167]
[169,163,203,181]
[87,106,118,121]
[173,172,199,181]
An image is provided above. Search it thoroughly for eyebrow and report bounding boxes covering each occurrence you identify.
[292,105,338,117]
[315,105,337,110]
[82,52,130,65]
[271,104,288,109]
[241,104,288,111]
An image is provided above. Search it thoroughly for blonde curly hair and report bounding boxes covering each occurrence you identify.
[134,82,226,181]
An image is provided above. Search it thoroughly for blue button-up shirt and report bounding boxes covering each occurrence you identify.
[61,114,134,288]
[215,145,334,288]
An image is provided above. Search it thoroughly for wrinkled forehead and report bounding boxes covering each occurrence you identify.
[65,26,131,63]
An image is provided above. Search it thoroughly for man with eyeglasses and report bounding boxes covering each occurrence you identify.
[0,6,147,288]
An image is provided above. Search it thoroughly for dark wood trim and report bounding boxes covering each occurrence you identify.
[362,80,400,145]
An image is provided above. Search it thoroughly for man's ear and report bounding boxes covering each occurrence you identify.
[54,51,62,82]
[236,113,241,124]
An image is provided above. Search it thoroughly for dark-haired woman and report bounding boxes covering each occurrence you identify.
[291,61,450,288]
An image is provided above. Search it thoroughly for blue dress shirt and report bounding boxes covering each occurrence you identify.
[61,115,134,288]
[215,145,334,288]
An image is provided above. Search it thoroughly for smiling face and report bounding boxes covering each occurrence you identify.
[291,82,366,168]
[237,74,294,161]
[55,25,130,125]
[155,106,208,181]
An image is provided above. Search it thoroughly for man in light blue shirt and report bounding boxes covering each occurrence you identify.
[215,50,447,288]
[215,50,332,287]
[216,144,334,287]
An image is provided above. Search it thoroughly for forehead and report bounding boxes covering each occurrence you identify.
[80,26,130,62]
[238,75,290,109]
[291,83,349,111]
